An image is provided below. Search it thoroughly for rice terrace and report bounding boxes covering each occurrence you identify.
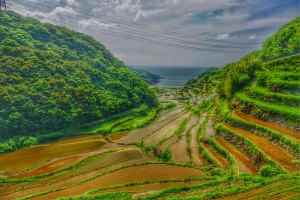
[0,1,300,200]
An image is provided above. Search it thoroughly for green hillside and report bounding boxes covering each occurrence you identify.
[184,16,300,102]
[260,17,300,60]
[173,16,300,199]
[0,11,157,140]
[131,68,161,84]
[183,15,300,168]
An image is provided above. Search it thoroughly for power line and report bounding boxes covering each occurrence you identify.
[0,0,7,10]
[8,1,258,53]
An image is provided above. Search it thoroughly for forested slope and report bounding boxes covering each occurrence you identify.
[183,16,300,173]
[184,16,300,102]
[0,11,157,140]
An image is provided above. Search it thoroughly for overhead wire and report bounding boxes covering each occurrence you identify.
[8,0,258,53]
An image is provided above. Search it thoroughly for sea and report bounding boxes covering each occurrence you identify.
[133,66,212,87]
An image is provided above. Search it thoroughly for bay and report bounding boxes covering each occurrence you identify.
[132,66,212,87]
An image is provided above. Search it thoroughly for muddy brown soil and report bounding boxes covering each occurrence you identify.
[235,112,300,141]
[31,164,202,200]
[225,124,300,172]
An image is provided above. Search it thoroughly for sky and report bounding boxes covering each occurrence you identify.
[8,0,300,67]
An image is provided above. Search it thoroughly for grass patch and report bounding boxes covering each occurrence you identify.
[256,71,300,90]
[111,108,158,133]
[247,86,300,107]
[58,192,132,200]
[235,92,300,121]
[86,105,157,134]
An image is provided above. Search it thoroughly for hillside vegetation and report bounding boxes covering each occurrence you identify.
[132,68,161,85]
[0,11,157,141]
[184,16,300,127]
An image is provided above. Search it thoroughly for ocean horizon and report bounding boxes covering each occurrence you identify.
[132,66,213,87]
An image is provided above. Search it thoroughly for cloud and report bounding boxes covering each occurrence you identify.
[79,18,117,30]
[216,33,230,40]
[8,0,300,67]
[249,35,257,40]
[134,8,165,22]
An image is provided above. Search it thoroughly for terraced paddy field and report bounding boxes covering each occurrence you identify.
[0,107,208,200]
[1,59,300,199]
[1,99,299,200]
[174,41,300,198]
[1,17,300,200]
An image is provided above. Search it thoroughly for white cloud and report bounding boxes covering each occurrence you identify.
[249,34,257,40]
[134,8,165,21]
[216,33,230,40]
[79,18,117,29]
[9,0,300,67]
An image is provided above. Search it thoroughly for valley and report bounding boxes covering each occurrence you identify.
[0,86,299,200]
[0,9,299,200]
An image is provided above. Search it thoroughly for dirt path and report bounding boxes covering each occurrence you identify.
[225,124,300,172]
[235,112,300,141]
[216,136,256,174]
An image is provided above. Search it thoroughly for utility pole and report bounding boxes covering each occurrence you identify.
[0,0,7,11]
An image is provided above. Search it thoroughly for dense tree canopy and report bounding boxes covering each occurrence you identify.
[0,11,157,139]
[261,17,300,60]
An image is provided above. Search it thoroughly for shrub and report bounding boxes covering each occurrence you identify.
[158,149,172,162]
[259,165,282,177]
[0,136,38,153]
